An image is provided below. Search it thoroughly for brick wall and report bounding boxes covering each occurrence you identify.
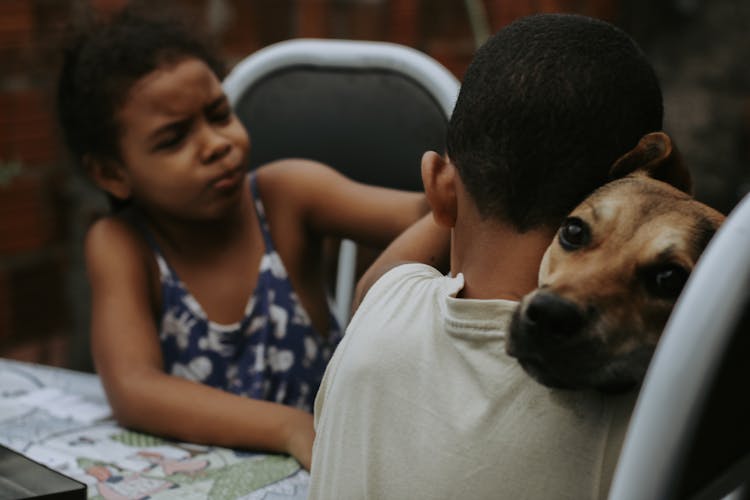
[0,0,72,366]
[1,0,746,371]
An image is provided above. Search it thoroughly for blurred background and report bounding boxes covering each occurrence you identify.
[0,0,748,372]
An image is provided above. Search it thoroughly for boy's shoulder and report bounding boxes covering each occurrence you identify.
[374,262,444,286]
[357,262,458,314]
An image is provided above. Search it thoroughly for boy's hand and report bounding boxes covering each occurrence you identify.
[354,213,450,311]
[283,409,315,470]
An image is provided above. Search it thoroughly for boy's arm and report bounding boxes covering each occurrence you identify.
[274,160,451,309]
[255,159,450,312]
[353,213,450,311]
[85,218,315,469]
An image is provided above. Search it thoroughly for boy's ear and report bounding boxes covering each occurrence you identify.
[421,151,458,228]
[608,131,692,194]
[84,155,132,201]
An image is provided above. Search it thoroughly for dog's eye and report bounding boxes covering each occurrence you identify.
[559,217,590,251]
[646,264,690,299]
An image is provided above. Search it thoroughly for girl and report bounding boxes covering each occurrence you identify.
[57,6,427,469]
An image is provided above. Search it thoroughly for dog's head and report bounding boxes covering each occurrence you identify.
[506,132,725,393]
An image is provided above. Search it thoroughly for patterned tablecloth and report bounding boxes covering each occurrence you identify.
[0,358,310,500]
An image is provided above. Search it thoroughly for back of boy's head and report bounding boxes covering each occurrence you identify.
[57,2,225,169]
[447,13,663,231]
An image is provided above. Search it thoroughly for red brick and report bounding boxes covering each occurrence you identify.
[89,0,130,17]
[0,1,33,49]
[582,0,620,22]
[0,270,10,343]
[484,0,620,29]
[0,89,60,167]
[0,334,70,367]
[0,340,45,364]
[345,3,386,41]
[485,0,537,30]
[388,0,420,46]
[8,256,70,342]
[221,1,262,57]
[296,0,330,38]
[0,173,59,255]
[425,38,475,79]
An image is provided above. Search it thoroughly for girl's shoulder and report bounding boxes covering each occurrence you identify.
[84,211,156,279]
[255,158,331,175]
[254,158,338,195]
[252,159,342,221]
[86,209,146,249]
[254,158,364,210]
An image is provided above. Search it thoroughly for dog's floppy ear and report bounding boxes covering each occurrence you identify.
[608,132,692,194]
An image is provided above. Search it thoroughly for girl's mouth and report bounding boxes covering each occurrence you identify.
[213,168,245,190]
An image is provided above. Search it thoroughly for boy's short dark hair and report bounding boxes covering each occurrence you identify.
[57,2,225,167]
[447,13,663,231]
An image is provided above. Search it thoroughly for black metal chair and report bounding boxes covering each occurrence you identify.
[223,38,459,325]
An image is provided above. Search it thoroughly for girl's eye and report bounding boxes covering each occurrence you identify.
[209,106,232,124]
[644,264,690,299]
[153,121,190,152]
[559,217,590,251]
[154,132,186,151]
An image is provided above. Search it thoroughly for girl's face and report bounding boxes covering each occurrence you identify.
[111,57,250,221]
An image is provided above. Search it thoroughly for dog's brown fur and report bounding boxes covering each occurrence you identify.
[506,132,725,392]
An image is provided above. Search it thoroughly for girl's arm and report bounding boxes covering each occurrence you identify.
[85,218,315,469]
[257,159,430,248]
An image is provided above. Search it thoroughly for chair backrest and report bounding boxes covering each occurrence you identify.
[223,39,459,325]
[223,38,458,190]
[608,192,750,500]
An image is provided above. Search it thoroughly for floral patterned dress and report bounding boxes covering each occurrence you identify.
[146,173,342,412]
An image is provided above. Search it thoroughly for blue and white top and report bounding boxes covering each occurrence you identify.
[146,173,342,412]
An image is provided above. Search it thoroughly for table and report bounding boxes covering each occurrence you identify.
[0,358,310,499]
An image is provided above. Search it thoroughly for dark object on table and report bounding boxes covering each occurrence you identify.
[0,444,86,499]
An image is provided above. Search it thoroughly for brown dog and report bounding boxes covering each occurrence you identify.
[506,132,725,393]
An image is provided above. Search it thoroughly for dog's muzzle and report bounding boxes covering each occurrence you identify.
[520,291,585,337]
[507,291,643,393]
[507,291,609,390]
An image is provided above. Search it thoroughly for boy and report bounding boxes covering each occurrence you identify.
[309,14,664,499]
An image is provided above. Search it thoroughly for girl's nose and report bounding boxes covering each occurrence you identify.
[200,126,232,164]
[203,141,231,164]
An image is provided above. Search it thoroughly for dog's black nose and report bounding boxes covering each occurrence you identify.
[524,292,585,336]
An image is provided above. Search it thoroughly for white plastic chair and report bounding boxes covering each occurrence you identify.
[223,38,459,326]
[609,192,750,500]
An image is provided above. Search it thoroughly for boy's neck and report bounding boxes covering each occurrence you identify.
[450,217,555,301]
